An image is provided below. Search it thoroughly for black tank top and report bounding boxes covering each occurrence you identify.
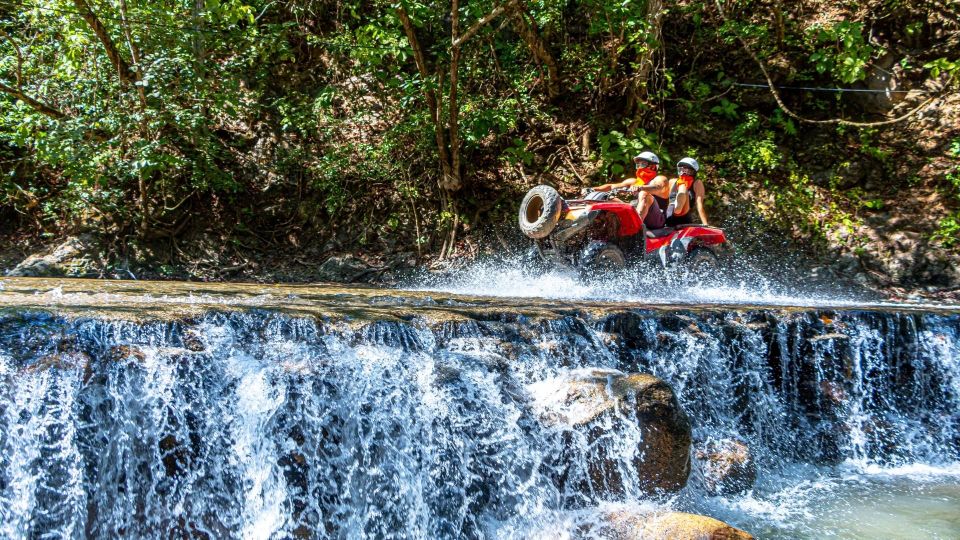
[654,194,669,211]
[681,183,697,215]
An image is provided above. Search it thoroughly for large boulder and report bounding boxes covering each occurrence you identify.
[593,510,754,540]
[695,439,756,496]
[529,368,692,495]
[6,235,96,277]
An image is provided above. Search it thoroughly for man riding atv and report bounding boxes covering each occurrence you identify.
[584,151,667,231]
[517,152,729,276]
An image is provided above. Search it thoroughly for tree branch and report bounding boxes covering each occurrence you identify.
[73,0,137,85]
[713,0,941,127]
[0,28,24,90]
[118,0,147,110]
[0,80,66,119]
[509,5,561,99]
[452,0,520,47]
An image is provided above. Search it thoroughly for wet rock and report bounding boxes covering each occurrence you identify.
[695,439,756,496]
[27,351,91,373]
[292,525,313,539]
[592,510,754,540]
[108,345,147,364]
[6,234,97,277]
[159,434,189,477]
[819,380,848,406]
[529,368,692,494]
[806,332,852,379]
[181,330,206,352]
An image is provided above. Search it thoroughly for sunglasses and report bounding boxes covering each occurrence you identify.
[634,159,654,168]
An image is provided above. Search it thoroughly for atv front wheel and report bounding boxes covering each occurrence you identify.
[579,242,626,277]
[686,246,719,273]
[518,185,562,239]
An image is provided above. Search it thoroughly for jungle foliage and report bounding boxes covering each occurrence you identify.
[0,0,958,266]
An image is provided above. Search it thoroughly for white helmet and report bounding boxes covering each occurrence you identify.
[633,151,660,167]
[677,157,700,174]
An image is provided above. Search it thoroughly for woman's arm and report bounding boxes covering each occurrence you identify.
[695,180,709,225]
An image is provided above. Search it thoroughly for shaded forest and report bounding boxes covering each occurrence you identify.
[1,0,958,289]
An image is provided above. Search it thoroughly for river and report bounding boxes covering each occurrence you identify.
[0,272,958,539]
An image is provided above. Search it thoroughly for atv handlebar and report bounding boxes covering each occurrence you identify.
[580,186,635,196]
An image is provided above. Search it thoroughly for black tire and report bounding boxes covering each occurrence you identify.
[518,185,563,239]
[686,246,719,273]
[579,242,626,277]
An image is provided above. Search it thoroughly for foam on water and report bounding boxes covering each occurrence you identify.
[697,466,960,539]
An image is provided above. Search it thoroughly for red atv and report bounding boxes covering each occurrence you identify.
[517,185,730,275]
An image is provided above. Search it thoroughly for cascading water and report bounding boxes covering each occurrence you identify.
[1,278,959,539]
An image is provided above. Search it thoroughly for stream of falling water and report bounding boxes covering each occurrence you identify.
[0,275,958,538]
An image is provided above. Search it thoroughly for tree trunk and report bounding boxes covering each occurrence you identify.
[446,0,463,194]
[396,6,454,187]
[628,0,664,134]
[117,0,147,110]
[510,6,561,100]
[396,0,517,256]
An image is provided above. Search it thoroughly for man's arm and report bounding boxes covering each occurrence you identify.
[635,175,668,192]
[694,180,709,225]
[593,178,636,192]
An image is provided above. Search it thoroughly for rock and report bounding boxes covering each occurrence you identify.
[316,255,373,283]
[181,330,206,352]
[594,510,754,540]
[852,52,905,114]
[529,368,692,494]
[159,434,190,477]
[819,380,848,406]
[835,160,870,189]
[6,234,96,277]
[27,351,91,373]
[695,439,756,496]
[835,254,860,273]
[108,345,147,364]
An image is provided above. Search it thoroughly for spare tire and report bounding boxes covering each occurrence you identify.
[518,185,563,239]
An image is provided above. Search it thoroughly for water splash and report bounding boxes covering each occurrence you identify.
[403,254,959,310]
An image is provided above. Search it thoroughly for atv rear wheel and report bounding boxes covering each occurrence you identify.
[518,185,562,239]
[520,245,548,274]
[579,242,626,277]
[686,246,719,273]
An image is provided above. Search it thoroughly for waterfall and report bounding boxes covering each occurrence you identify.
[0,306,958,538]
